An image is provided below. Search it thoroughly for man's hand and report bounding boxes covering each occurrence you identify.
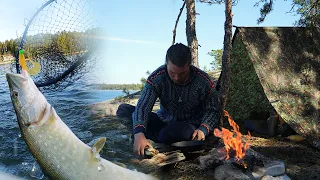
[192,129,205,141]
[133,132,152,156]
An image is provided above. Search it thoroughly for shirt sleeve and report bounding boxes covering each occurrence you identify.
[132,84,158,134]
[198,88,220,136]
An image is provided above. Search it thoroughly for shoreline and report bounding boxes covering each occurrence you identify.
[0,61,14,65]
[90,90,161,117]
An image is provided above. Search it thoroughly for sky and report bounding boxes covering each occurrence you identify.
[0,0,300,84]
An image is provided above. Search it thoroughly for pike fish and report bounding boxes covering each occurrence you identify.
[0,171,24,180]
[6,70,157,180]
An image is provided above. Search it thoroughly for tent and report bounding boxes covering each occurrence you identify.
[225,27,320,149]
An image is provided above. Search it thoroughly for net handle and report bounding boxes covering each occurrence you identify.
[35,51,92,87]
[16,0,56,74]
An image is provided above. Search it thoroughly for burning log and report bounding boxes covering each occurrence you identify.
[199,147,264,171]
[199,147,289,179]
[213,110,251,166]
[232,151,264,171]
[198,110,290,180]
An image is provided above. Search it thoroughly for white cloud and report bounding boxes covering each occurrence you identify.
[90,35,168,47]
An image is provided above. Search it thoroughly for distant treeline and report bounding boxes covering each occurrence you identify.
[0,28,101,59]
[93,83,143,90]
[0,39,18,57]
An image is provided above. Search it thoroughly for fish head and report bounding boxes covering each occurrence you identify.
[6,70,48,127]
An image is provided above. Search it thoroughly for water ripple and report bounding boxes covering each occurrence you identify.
[0,66,134,179]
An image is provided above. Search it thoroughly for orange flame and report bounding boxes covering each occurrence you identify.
[214,110,251,162]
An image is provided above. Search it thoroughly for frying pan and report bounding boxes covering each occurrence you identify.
[171,140,206,153]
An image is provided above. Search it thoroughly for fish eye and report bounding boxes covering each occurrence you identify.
[12,91,18,98]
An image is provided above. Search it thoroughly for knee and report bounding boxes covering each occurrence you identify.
[157,122,196,144]
[116,103,135,119]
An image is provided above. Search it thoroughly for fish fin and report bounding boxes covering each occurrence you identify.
[92,137,106,154]
[28,105,55,127]
[113,161,127,168]
[139,151,186,172]
[286,134,304,142]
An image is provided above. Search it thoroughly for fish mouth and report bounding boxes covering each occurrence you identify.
[6,72,24,79]
[6,72,27,91]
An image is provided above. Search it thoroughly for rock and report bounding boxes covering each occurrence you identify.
[202,147,287,180]
[249,160,286,179]
[214,164,251,180]
[262,174,291,180]
[198,147,226,169]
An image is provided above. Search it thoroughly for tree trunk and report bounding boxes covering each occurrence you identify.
[185,0,199,68]
[218,0,232,126]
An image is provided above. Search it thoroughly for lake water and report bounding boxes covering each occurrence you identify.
[0,64,138,179]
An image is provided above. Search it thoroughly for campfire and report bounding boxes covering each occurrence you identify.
[198,110,290,180]
[213,110,251,168]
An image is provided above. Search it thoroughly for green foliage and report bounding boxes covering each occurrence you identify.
[111,71,151,102]
[254,0,274,24]
[24,30,89,58]
[93,83,142,90]
[113,95,130,103]
[0,28,100,60]
[197,0,274,25]
[122,88,130,96]
[203,65,209,72]
[197,0,239,5]
[199,0,320,27]
[139,70,151,90]
[202,49,222,80]
[112,88,132,103]
[94,70,150,92]
[208,49,223,71]
[0,39,19,56]
[293,0,320,27]
[255,0,320,27]
[202,65,221,80]
[140,77,147,90]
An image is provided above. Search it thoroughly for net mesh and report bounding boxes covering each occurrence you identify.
[14,0,101,90]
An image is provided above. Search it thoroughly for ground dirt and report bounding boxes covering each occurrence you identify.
[155,136,320,180]
[90,94,320,180]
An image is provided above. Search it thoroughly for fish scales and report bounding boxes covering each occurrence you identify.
[7,70,157,180]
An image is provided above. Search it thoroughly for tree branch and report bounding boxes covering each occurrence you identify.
[172,1,186,45]
[197,0,238,6]
[256,0,273,24]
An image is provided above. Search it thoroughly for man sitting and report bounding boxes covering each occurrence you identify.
[117,43,220,156]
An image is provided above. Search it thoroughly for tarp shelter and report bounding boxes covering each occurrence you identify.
[225,27,320,149]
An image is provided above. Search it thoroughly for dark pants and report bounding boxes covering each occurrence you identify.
[116,103,197,144]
